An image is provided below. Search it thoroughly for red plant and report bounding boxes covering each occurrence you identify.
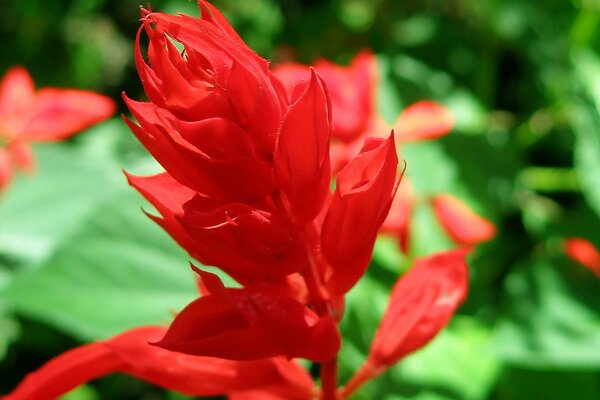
[4,2,469,399]
[0,67,115,191]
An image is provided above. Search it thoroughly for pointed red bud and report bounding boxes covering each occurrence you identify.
[369,248,469,368]
[321,133,400,297]
[274,69,332,224]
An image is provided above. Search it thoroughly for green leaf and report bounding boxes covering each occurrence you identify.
[492,257,600,368]
[572,50,600,219]
[0,139,122,265]
[1,191,196,340]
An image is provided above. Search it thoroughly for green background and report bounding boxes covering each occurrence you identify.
[1,0,600,399]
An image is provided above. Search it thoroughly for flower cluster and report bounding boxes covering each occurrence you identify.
[4,2,472,399]
[274,51,496,253]
[0,67,115,192]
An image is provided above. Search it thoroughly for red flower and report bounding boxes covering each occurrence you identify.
[565,237,600,278]
[0,67,115,190]
[341,248,469,397]
[3,326,314,400]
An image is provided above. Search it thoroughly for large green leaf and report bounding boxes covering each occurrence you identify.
[492,257,600,368]
[1,191,196,340]
[0,128,124,265]
[573,50,600,219]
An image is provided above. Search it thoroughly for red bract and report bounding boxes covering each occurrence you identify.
[155,269,340,361]
[431,194,496,246]
[0,67,115,191]
[321,134,400,297]
[565,237,600,278]
[341,248,469,398]
[274,69,332,224]
[3,326,313,400]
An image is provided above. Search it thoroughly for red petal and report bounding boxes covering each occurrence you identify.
[369,248,469,367]
[179,197,307,283]
[0,66,35,117]
[20,89,115,141]
[156,285,340,362]
[145,11,281,154]
[321,133,400,297]
[4,326,297,400]
[565,237,600,278]
[228,357,316,400]
[125,172,197,253]
[274,69,332,224]
[394,101,453,142]
[431,194,496,245]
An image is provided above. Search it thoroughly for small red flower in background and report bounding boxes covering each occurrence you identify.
[0,67,116,191]
[565,237,600,278]
[273,52,453,173]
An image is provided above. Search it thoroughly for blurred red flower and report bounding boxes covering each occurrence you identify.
[0,67,115,191]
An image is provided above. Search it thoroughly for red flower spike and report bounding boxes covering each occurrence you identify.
[393,101,454,142]
[0,67,115,190]
[321,133,400,297]
[565,237,600,278]
[155,272,340,362]
[380,178,415,253]
[431,194,496,246]
[369,248,469,368]
[274,69,332,224]
[4,326,302,400]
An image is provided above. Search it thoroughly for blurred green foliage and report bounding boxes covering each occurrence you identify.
[1,0,600,399]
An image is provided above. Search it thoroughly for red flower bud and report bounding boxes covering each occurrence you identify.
[274,69,332,224]
[369,248,469,368]
[321,133,400,297]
